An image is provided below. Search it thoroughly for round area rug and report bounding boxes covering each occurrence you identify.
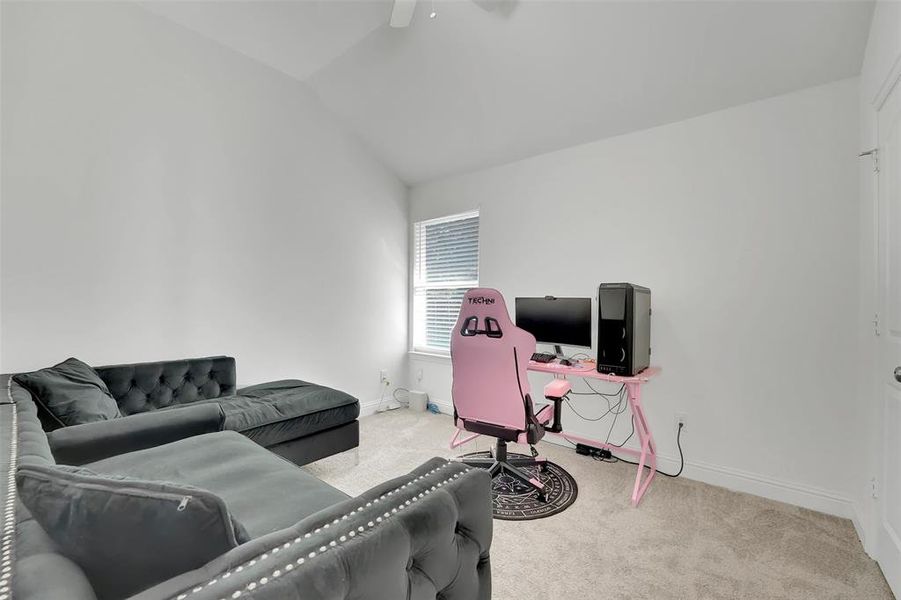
[459,452,578,520]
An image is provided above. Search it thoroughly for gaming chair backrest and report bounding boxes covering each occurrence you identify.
[450,288,537,432]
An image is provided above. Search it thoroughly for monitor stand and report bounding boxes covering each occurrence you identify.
[554,345,565,360]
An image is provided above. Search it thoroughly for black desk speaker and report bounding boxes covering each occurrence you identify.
[596,283,651,376]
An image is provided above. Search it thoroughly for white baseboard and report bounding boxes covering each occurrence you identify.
[360,398,404,417]
[849,500,881,559]
[852,509,870,556]
[427,398,855,520]
[662,454,854,519]
[360,400,379,417]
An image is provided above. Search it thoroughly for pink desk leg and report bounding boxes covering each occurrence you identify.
[449,428,480,450]
[627,382,657,507]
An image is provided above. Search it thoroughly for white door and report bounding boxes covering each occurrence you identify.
[877,74,901,595]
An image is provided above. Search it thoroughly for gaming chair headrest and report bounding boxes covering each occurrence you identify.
[454,288,515,339]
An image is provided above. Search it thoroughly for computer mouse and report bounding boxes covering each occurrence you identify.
[559,358,573,367]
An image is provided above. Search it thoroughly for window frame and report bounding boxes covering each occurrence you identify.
[409,209,480,356]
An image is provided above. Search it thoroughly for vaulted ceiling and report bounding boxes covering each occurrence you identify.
[144,0,874,184]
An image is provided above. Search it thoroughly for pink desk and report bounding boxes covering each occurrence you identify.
[528,361,662,507]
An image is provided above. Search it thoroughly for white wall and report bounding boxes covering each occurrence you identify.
[0,2,409,405]
[409,79,861,517]
[854,0,901,556]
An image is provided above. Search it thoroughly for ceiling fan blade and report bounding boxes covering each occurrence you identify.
[472,0,516,13]
[389,0,418,28]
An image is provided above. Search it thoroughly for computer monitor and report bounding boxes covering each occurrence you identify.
[515,296,592,355]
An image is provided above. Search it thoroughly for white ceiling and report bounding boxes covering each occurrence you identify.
[143,0,874,185]
[140,1,392,81]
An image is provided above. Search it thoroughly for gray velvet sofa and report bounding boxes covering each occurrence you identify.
[26,356,360,466]
[3,381,493,600]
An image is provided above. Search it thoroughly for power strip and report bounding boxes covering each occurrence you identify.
[575,443,612,460]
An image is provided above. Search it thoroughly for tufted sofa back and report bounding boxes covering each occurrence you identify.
[95,356,237,416]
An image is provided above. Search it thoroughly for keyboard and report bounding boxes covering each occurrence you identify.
[530,352,557,363]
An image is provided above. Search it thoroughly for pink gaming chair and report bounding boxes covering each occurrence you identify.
[450,288,566,500]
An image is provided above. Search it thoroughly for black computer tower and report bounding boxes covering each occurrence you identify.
[596,283,651,376]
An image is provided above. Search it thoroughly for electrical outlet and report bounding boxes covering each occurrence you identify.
[674,413,687,436]
[416,368,423,382]
[379,370,388,384]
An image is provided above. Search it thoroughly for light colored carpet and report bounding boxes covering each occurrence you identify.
[305,410,893,600]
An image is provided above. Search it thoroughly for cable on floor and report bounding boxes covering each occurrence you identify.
[605,422,685,478]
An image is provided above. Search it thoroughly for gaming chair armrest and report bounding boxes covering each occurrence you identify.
[534,402,562,434]
[542,380,571,434]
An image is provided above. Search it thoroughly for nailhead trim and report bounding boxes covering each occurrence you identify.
[171,461,469,600]
[0,385,18,600]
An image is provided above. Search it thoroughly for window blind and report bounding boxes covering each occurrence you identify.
[412,211,480,352]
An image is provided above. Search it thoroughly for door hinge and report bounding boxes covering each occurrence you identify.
[873,312,880,336]
[859,148,879,173]
[871,477,879,499]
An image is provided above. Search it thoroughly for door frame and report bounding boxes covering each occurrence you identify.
[872,61,901,596]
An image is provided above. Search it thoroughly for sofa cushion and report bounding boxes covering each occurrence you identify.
[47,402,225,466]
[16,464,249,600]
[87,430,351,539]
[181,380,360,448]
[13,358,121,429]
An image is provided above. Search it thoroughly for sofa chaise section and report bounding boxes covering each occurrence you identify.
[23,356,360,466]
[174,378,361,466]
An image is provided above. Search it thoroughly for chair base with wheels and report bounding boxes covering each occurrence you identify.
[459,439,549,501]
[451,377,570,503]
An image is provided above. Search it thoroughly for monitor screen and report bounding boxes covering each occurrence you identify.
[515,297,592,348]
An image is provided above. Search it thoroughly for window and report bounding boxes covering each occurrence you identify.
[412,210,480,353]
